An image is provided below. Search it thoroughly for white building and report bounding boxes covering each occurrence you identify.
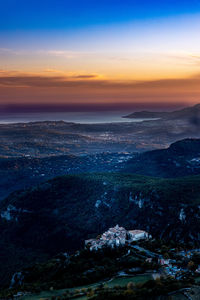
[128,230,149,241]
[85,225,150,251]
[158,258,170,266]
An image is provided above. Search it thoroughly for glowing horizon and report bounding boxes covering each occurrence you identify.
[0,1,200,109]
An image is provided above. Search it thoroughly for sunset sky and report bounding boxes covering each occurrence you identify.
[0,0,200,111]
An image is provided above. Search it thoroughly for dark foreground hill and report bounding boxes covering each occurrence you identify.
[122,138,200,177]
[1,138,200,203]
[0,152,132,201]
[0,173,200,286]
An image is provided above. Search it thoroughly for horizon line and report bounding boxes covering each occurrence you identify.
[0,102,190,114]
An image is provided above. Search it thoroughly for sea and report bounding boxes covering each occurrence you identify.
[0,111,157,124]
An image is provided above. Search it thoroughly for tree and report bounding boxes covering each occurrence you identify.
[127,281,135,290]
[87,289,95,297]
[187,261,195,271]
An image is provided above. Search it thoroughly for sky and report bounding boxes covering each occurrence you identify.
[0,0,200,111]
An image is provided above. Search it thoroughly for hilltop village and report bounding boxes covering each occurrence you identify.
[6,225,200,300]
[85,225,200,280]
[85,225,150,251]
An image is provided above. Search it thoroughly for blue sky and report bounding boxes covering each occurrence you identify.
[1,0,200,31]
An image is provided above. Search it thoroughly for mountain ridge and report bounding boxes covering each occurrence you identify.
[124,103,200,121]
[122,138,200,177]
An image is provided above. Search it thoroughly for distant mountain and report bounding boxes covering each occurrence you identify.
[124,111,168,119]
[0,173,200,285]
[124,103,200,122]
[122,138,200,177]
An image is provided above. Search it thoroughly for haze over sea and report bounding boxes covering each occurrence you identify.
[0,111,156,124]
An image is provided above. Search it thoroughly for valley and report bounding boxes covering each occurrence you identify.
[1,105,200,299]
[0,152,133,200]
[1,104,200,158]
[2,0,200,297]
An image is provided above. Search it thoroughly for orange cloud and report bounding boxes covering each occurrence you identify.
[0,71,199,106]
[0,72,199,89]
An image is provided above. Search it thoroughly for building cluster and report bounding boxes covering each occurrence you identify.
[147,250,200,279]
[85,225,149,251]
